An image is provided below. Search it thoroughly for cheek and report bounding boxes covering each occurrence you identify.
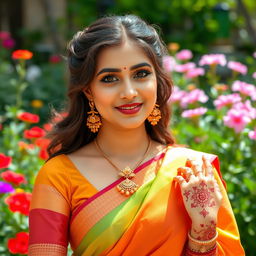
[91,86,115,111]
[141,78,157,99]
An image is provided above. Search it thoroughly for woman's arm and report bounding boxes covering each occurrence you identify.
[28,158,71,255]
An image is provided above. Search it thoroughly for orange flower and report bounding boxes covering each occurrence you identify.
[168,42,180,52]
[31,99,43,108]
[24,127,46,139]
[214,83,228,91]
[18,141,35,150]
[17,112,39,123]
[12,49,33,60]
[187,84,196,91]
[0,153,12,168]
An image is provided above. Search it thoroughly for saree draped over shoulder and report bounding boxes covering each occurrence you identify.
[29,146,245,256]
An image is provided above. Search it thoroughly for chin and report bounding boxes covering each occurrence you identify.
[114,119,146,131]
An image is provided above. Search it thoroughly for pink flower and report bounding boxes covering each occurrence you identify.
[199,54,226,66]
[163,56,176,72]
[182,107,208,118]
[169,86,187,103]
[185,68,205,78]
[253,52,256,58]
[252,72,256,79]
[232,80,256,100]
[180,89,208,108]
[175,62,196,73]
[233,100,256,120]
[2,38,15,49]
[248,129,256,140]
[0,31,10,40]
[213,93,241,110]
[223,108,251,133]
[176,49,193,61]
[227,61,247,75]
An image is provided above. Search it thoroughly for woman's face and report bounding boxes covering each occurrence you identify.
[85,39,157,131]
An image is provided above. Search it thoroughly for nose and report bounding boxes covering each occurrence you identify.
[120,78,138,100]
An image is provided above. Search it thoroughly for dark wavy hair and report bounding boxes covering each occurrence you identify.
[47,14,175,159]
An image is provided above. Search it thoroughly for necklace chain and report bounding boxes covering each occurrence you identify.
[94,137,151,172]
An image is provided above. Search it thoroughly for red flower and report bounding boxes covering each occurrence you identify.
[24,126,46,139]
[0,153,12,168]
[52,112,68,123]
[17,112,39,123]
[39,148,49,160]
[12,49,33,60]
[43,123,53,131]
[49,54,62,63]
[7,232,29,254]
[1,170,26,186]
[35,138,51,148]
[5,192,32,215]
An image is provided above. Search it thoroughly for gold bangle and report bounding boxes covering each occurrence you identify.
[188,231,218,245]
[188,231,218,253]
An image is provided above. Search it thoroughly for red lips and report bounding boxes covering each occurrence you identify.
[117,103,142,108]
[115,103,143,115]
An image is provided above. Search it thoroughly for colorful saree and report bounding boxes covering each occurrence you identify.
[29,146,245,256]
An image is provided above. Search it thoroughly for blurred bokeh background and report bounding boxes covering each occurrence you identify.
[0,0,255,255]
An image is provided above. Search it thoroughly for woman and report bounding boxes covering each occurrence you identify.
[28,15,244,256]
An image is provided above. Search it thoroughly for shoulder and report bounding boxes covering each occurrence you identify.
[35,154,73,188]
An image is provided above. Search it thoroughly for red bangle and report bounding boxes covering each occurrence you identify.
[185,244,217,256]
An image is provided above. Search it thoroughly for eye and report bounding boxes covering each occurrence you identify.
[134,70,152,79]
[100,75,119,83]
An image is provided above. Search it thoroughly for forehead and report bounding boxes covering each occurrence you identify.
[96,40,152,70]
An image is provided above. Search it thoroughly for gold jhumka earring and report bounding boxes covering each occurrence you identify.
[147,104,161,125]
[86,101,102,133]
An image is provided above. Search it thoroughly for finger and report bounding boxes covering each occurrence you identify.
[202,155,214,177]
[213,179,222,198]
[190,159,203,177]
[178,167,193,181]
[173,176,187,187]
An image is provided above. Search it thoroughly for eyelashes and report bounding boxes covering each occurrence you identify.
[100,69,152,83]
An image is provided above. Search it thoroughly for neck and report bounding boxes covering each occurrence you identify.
[96,124,150,162]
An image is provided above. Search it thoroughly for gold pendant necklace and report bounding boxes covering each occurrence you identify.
[94,137,151,196]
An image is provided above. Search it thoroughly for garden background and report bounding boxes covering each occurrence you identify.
[0,0,255,255]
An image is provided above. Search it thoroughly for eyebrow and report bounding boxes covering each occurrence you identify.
[96,62,152,76]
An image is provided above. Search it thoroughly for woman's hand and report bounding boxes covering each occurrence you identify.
[174,155,223,240]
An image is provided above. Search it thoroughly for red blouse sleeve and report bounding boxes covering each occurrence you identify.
[28,156,71,255]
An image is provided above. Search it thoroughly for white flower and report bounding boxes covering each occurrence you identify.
[26,65,41,82]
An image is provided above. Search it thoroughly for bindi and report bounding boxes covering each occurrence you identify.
[123,67,127,70]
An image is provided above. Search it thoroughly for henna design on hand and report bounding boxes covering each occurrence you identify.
[183,181,216,218]
[192,220,217,240]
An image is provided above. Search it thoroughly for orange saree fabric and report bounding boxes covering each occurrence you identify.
[28,146,245,255]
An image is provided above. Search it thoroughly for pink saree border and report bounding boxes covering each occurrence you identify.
[70,150,167,223]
